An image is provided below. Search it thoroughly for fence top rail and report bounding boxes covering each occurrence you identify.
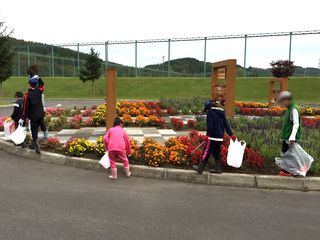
[54,30,320,47]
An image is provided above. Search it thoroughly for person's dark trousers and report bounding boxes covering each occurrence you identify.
[282,141,289,153]
[280,141,290,174]
[30,117,47,142]
[202,140,222,171]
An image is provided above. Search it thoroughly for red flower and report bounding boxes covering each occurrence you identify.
[187,119,197,128]
[171,118,184,130]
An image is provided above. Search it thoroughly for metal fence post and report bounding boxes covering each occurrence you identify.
[61,58,64,77]
[73,58,76,77]
[243,35,247,77]
[48,56,51,77]
[135,40,138,77]
[168,39,171,77]
[51,45,55,77]
[77,43,80,76]
[105,41,109,70]
[203,37,207,77]
[27,45,30,66]
[289,32,292,62]
[17,52,21,76]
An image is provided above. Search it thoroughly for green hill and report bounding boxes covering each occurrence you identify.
[9,38,137,77]
[8,38,320,77]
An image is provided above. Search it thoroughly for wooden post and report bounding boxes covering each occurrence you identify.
[211,59,237,118]
[105,69,117,130]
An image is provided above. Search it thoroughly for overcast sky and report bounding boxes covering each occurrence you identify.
[1,0,320,68]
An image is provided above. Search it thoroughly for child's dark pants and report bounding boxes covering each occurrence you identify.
[201,140,222,165]
[30,117,46,141]
[282,141,289,153]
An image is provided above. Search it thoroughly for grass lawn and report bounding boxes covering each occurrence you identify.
[1,76,319,103]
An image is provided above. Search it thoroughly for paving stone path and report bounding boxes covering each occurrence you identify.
[0,127,205,145]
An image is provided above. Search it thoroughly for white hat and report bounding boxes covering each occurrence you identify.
[277,91,292,102]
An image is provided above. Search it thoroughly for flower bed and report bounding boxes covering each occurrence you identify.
[0,116,8,131]
[31,99,320,131]
[160,98,320,117]
[89,101,163,128]
[235,101,269,108]
[59,130,266,174]
[228,116,320,175]
[237,107,285,116]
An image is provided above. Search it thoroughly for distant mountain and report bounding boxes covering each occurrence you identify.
[145,58,211,76]
[145,57,320,77]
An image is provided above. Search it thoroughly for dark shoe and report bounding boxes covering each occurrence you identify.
[210,158,222,174]
[209,168,222,174]
[29,141,36,149]
[21,142,28,148]
[192,161,207,174]
[35,143,41,154]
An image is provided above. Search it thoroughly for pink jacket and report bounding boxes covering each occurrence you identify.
[103,126,132,155]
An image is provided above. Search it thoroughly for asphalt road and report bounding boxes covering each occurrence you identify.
[0,151,319,240]
[0,99,105,116]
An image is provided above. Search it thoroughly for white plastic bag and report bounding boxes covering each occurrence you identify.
[275,143,314,176]
[99,152,110,170]
[227,139,246,168]
[10,123,27,145]
[4,120,15,139]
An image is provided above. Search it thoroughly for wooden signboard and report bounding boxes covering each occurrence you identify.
[268,77,289,107]
[105,69,117,130]
[211,59,237,118]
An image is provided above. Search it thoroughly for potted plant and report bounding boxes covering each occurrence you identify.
[270,60,295,77]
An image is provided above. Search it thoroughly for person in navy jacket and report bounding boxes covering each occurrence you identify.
[193,100,235,174]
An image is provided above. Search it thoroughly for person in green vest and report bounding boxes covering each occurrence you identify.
[277,91,301,177]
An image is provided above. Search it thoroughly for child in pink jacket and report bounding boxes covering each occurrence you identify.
[103,117,132,180]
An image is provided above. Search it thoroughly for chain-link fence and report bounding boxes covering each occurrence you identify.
[11,30,320,78]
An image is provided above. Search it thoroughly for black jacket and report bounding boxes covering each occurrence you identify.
[11,98,23,123]
[24,88,45,121]
[206,107,233,139]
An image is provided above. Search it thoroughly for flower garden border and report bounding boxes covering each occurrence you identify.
[1,139,319,192]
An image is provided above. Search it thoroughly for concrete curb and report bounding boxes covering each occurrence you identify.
[0,104,13,108]
[0,139,319,191]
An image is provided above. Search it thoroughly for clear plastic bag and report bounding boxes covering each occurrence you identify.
[275,143,314,176]
[227,139,246,168]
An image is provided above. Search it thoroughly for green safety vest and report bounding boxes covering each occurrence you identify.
[281,102,301,140]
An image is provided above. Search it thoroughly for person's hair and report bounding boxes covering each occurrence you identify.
[15,91,23,98]
[113,117,123,127]
[27,65,40,77]
[211,100,218,107]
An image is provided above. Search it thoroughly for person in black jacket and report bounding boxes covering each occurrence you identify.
[10,92,24,128]
[23,80,47,154]
[26,65,48,140]
[193,100,236,174]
